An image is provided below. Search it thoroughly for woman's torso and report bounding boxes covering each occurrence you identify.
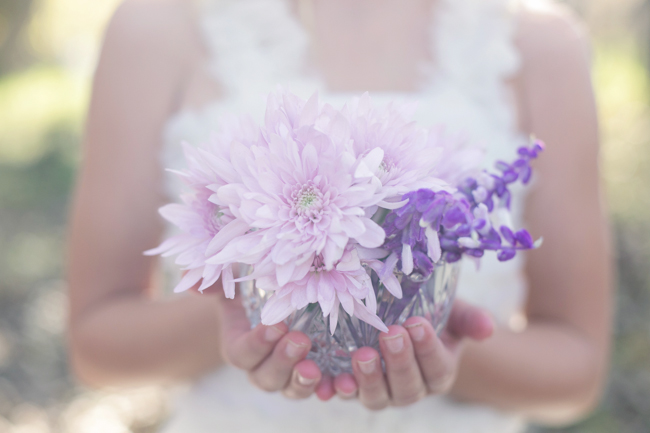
[160,0,529,431]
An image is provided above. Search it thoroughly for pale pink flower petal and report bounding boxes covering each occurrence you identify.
[329,298,340,335]
[221,264,235,298]
[261,293,295,326]
[199,265,223,292]
[355,219,385,248]
[174,268,203,293]
[353,300,389,333]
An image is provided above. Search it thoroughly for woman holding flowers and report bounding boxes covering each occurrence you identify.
[67,0,612,432]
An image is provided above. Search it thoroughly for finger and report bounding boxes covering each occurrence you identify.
[217,291,254,340]
[282,359,322,399]
[351,347,390,410]
[446,299,494,341]
[316,376,336,401]
[379,326,427,407]
[222,322,289,370]
[404,317,456,394]
[334,373,358,400]
[217,290,290,370]
[248,331,311,392]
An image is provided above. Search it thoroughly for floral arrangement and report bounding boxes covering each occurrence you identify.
[146,89,542,334]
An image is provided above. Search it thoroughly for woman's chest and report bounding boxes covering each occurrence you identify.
[303,0,435,92]
[170,0,523,161]
[180,0,439,112]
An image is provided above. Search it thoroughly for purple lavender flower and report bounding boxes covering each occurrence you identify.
[380,141,544,278]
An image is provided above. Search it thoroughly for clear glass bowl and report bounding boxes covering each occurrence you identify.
[240,262,460,376]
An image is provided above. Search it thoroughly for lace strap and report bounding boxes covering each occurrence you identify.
[198,0,318,100]
[430,0,521,130]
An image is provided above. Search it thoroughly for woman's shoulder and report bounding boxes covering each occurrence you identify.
[102,0,202,70]
[511,2,598,146]
[515,1,591,68]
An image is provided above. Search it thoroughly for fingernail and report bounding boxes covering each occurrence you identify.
[338,389,357,398]
[285,340,307,358]
[297,372,317,386]
[405,323,425,342]
[382,334,404,354]
[357,358,377,375]
[264,326,285,343]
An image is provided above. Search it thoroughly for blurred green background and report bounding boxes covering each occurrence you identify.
[0,0,649,432]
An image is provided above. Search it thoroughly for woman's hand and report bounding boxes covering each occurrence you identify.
[329,300,494,410]
[217,292,328,400]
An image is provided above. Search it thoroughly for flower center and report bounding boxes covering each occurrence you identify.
[311,255,326,272]
[292,183,323,216]
[288,181,331,230]
[297,188,317,210]
[206,206,227,234]
[377,157,396,181]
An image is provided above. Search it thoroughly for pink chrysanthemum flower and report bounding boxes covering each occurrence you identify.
[341,94,448,204]
[342,93,484,206]
[144,142,246,297]
[205,92,386,283]
[196,91,396,331]
[256,246,388,333]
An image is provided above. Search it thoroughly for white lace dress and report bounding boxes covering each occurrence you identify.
[160,0,530,431]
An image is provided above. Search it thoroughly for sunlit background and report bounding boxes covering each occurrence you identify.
[0,0,649,432]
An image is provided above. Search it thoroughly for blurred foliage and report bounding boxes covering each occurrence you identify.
[0,0,35,74]
[0,66,85,165]
[1,0,650,432]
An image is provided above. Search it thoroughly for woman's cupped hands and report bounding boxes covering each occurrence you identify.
[216,290,494,410]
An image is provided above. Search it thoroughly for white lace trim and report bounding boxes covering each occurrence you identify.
[197,0,521,115]
[430,0,521,134]
[199,0,320,100]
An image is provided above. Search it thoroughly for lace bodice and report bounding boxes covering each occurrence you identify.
[160,0,529,432]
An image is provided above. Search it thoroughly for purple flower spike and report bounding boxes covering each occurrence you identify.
[404,220,421,246]
[502,169,519,184]
[395,212,413,230]
[380,139,543,275]
[521,166,532,184]
[484,196,495,212]
[396,201,414,217]
[440,237,461,252]
[497,249,517,262]
[421,196,448,228]
[460,177,478,191]
[513,158,528,169]
[517,147,531,158]
[481,228,502,249]
[500,226,516,245]
[466,249,485,258]
[445,252,462,263]
[415,189,436,212]
[515,229,534,249]
[442,205,467,228]
[491,175,507,196]
[413,250,434,275]
[454,224,472,237]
